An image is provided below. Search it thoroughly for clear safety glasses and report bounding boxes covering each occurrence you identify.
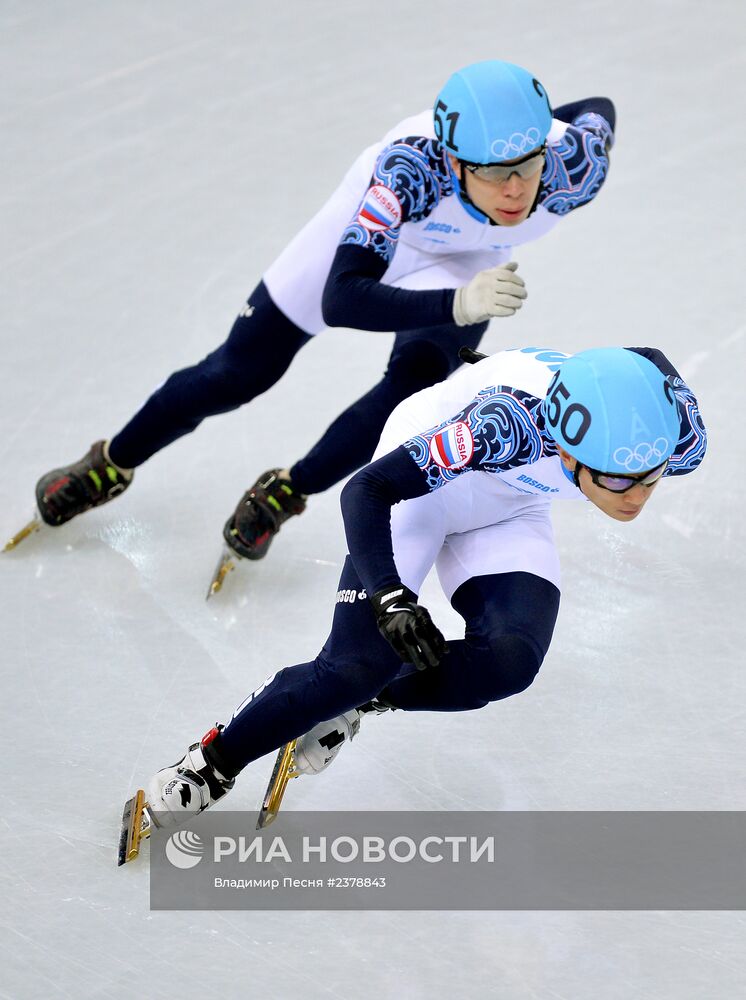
[462,146,546,183]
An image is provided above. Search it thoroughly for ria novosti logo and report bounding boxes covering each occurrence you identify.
[165,830,204,869]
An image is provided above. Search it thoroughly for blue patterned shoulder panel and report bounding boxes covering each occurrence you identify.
[540,112,613,216]
[404,386,554,491]
[664,379,708,476]
[340,137,454,263]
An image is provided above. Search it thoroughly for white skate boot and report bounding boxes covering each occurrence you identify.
[147,726,236,829]
[257,701,389,827]
[118,726,236,865]
[293,710,362,774]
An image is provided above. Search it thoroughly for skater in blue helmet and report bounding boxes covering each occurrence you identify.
[119,344,706,857]
[25,59,616,596]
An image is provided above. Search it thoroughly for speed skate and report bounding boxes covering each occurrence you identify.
[207,469,308,599]
[117,790,154,867]
[257,708,370,827]
[117,711,370,862]
[206,544,238,599]
[116,745,300,866]
[3,512,43,552]
[256,739,301,829]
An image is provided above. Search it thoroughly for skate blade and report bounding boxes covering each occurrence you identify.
[206,545,238,600]
[3,514,42,552]
[256,739,300,829]
[117,789,153,866]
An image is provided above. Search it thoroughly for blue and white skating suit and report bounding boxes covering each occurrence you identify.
[264,106,614,334]
[341,347,707,600]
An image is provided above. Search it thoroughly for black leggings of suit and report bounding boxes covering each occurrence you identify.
[216,557,561,775]
[107,281,487,494]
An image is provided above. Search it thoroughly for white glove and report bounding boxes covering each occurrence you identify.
[452,261,527,326]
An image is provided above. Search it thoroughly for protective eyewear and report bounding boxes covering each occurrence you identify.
[581,460,669,494]
[462,146,546,183]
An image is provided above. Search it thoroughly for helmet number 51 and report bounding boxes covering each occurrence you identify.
[434,101,460,151]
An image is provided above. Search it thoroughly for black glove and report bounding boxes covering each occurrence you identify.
[371,585,446,671]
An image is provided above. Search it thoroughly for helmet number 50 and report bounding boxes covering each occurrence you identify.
[434,101,460,151]
[545,379,591,447]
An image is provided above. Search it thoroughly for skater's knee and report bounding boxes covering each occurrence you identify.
[190,357,259,410]
[473,634,541,702]
[172,348,273,410]
[315,649,399,706]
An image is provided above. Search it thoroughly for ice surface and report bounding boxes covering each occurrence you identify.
[1,2,745,998]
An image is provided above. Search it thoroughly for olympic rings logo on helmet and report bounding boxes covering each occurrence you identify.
[612,438,670,472]
[490,128,541,161]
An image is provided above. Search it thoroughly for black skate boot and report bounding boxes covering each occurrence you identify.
[223,468,306,560]
[35,440,133,527]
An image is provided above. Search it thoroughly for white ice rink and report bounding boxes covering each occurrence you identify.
[2,2,745,997]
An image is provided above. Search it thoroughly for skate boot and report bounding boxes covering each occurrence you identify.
[293,710,362,774]
[294,701,390,774]
[257,702,389,827]
[146,725,236,829]
[36,440,133,527]
[223,468,306,561]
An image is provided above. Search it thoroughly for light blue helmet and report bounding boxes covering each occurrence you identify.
[434,60,553,164]
[542,348,681,474]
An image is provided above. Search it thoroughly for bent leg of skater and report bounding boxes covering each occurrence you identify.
[108,281,311,469]
[214,557,405,773]
[377,571,560,711]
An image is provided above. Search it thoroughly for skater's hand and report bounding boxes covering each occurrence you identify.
[453,261,526,326]
[371,585,446,671]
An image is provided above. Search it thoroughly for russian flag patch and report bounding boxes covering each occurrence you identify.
[357,185,403,232]
[429,421,474,468]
